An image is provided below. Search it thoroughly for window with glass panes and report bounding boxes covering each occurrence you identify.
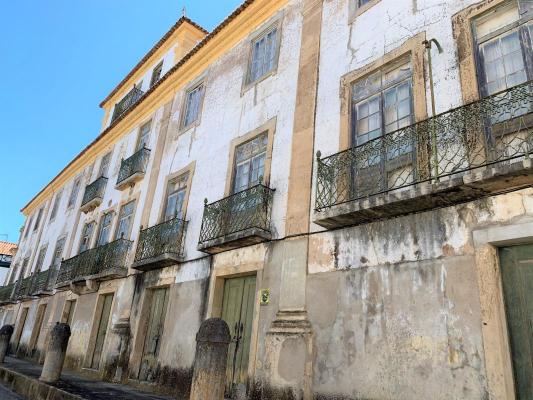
[351,59,413,146]
[182,84,204,128]
[115,201,136,240]
[33,208,43,232]
[23,217,33,239]
[97,212,114,246]
[68,178,81,208]
[357,0,371,7]
[474,1,533,97]
[248,26,279,84]
[79,222,96,253]
[34,246,47,273]
[21,257,30,278]
[150,61,163,88]
[163,173,189,222]
[137,121,151,151]
[51,237,66,270]
[98,152,112,178]
[232,133,268,194]
[49,190,63,221]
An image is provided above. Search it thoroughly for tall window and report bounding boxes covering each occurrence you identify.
[49,190,63,221]
[23,217,33,239]
[232,133,268,193]
[150,61,164,88]
[181,83,205,128]
[115,201,136,240]
[34,246,48,273]
[474,1,533,97]
[163,173,189,221]
[97,212,114,246]
[357,0,371,7]
[351,59,413,146]
[33,207,43,232]
[79,222,96,253]
[248,26,279,84]
[68,177,82,208]
[137,121,151,151]
[51,237,66,270]
[98,152,112,178]
[21,257,30,279]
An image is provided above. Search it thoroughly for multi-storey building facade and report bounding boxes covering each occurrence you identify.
[1,0,532,399]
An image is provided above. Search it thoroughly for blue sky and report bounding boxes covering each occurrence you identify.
[0,0,242,244]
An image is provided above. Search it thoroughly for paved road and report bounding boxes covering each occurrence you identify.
[0,382,24,400]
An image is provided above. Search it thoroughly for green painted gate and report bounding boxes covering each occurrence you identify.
[221,275,256,393]
[500,245,533,399]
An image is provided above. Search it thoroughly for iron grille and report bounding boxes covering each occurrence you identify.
[0,284,14,302]
[116,147,151,186]
[57,239,132,285]
[198,184,275,245]
[81,176,108,209]
[316,81,533,210]
[14,276,33,300]
[135,218,187,263]
[111,86,145,123]
[30,270,52,295]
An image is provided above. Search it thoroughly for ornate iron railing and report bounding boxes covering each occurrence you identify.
[14,276,33,300]
[30,269,52,295]
[116,147,151,187]
[198,184,275,244]
[0,284,14,302]
[316,81,533,210]
[135,218,187,263]
[111,86,145,123]
[81,176,108,209]
[57,239,132,285]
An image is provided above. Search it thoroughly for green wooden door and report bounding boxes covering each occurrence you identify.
[139,287,170,382]
[500,245,533,399]
[221,275,256,393]
[91,293,114,369]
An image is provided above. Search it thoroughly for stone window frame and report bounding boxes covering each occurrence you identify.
[135,118,153,152]
[339,32,428,151]
[95,208,117,248]
[67,175,83,210]
[241,12,284,94]
[223,118,277,197]
[48,189,63,223]
[349,0,382,22]
[78,220,97,254]
[149,60,164,89]
[114,199,138,241]
[178,76,207,134]
[157,161,196,224]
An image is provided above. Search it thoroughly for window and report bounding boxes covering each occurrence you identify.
[8,264,19,284]
[51,237,66,270]
[115,201,136,240]
[62,300,77,326]
[247,26,279,84]
[98,152,112,178]
[33,208,43,232]
[474,1,533,97]
[150,61,164,88]
[97,212,114,246]
[357,0,371,7]
[163,173,189,221]
[79,222,96,253]
[137,121,151,151]
[24,216,33,239]
[181,83,205,129]
[351,59,413,146]
[21,257,30,279]
[232,133,268,193]
[49,190,63,221]
[34,246,47,273]
[68,177,82,208]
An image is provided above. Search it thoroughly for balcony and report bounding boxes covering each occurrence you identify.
[0,284,15,304]
[14,276,34,301]
[116,147,151,190]
[80,176,108,213]
[111,86,145,124]
[133,218,187,271]
[315,82,533,229]
[198,184,275,254]
[29,270,53,297]
[56,239,132,288]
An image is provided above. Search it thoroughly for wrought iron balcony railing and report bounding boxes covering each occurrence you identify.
[57,239,132,286]
[14,276,33,300]
[116,147,151,189]
[30,269,53,295]
[0,284,14,303]
[198,184,274,252]
[111,86,145,123]
[134,218,187,270]
[316,81,533,211]
[81,176,108,212]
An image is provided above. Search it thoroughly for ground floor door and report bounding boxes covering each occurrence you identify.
[139,287,169,382]
[221,275,256,394]
[90,293,113,369]
[500,245,533,399]
[13,307,29,354]
[30,304,47,356]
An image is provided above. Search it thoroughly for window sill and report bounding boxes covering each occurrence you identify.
[241,69,278,96]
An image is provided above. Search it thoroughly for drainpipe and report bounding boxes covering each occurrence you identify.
[423,38,443,181]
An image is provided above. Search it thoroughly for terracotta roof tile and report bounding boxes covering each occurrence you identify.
[0,241,17,256]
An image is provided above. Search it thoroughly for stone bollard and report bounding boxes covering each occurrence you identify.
[39,323,71,383]
[189,318,231,400]
[0,325,14,363]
